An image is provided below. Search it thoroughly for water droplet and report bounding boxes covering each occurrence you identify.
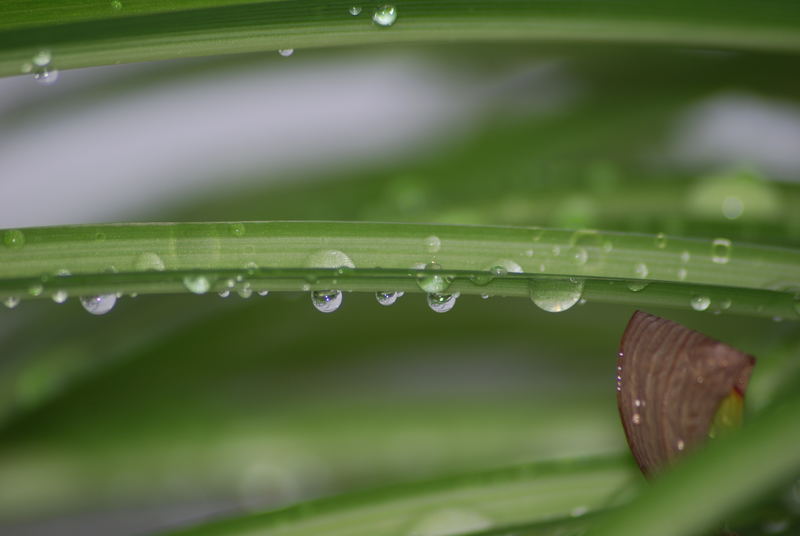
[633,262,649,279]
[720,298,732,310]
[349,6,362,15]
[677,268,688,281]
[307,249,355,269]
[111,0,123,9]
[218,290,231,298]
[230,223,246,237]
[80,294,117,315]
[655,233,668,249]
[524,249,534,257]
[489,259,522,275]
[680,250,691,263]
[634,399,643,407]
[711,238,732,264]
[691,295,711,311]
[603,241,614,253]
[481,293,490,299]
[531,227,544,242]
[183,275,211,295]
[28,284,43,296]
[257,290,270,297]
[3,229,25,249]
[31,50,58,85]
[51,290,68,304]
[3,296,20,309]
[407,508,492,536]
[721,196,744,220]
[528,278,584,313]
[424,235,441,253]
[33,50,51,67]
[632,413,641,425]
[372,4,397,26]
[278,49,294,57]
[427,292,458,313]
[312,290,342,313]
[376,291,403,306]
[416,262,452,293]
[134,252,165,271]
[627,281,648,292]
[677,439,685,451]
[237,284,253,299]
[243,261,259,275]
[570,506,588,517]
[570,247,588,265]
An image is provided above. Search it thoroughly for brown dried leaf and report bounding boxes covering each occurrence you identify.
[617,311,755,477]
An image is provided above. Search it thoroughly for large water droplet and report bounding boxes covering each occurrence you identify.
[372,4,397,26]
[427,292,458,313]
[183,275,211,294]
[528,278,584,312]
[278,49,294,57]
[134,252,165,271]
[3,229,25,249]
[416,262,452,293]
[711,238,731,264]
[691,295,711,311]
[424,235,441,253]
[349,5,362,15]
[3,296,20,309]
[312,290,342,313]
[376,291,403,306]
[80,294,117,315]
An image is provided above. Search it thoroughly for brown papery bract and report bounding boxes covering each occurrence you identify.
[617,311,755,478]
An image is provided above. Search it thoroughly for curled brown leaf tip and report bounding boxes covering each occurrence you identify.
[617,310,756,477]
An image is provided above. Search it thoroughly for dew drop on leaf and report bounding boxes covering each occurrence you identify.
[183,275,211,295]
[424,235,441,253]
[633,262,649,279]
[51,290,68,304]
[278,49,294,57]
[376,291,403,306]
[416,262,452,293]
[372,4,397,26]
[711,238,732,264]
[3,229,25,249]
[80,294,117,315]
[691,295,711,311]
[349,6,362,15]
[427,292,458,313]
[407,507,492,536]
[654,233,668,249]
[312,289,342,313]
[134,252,165,271]
[528,278,584,313]
[3,296,20,309]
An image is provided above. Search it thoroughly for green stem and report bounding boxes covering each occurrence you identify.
[3,0,800,77]
[1,222,799,318]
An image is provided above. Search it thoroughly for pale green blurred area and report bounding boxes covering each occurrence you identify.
[1,43,800,535]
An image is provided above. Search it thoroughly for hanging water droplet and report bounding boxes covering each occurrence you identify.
[80,294,117,315]
[31,50,58,86]
[312,289,342,313]
[528,278,584,313]
[51,290,68,304]
[183,275,211,295]
[627,281,648,292]
[711,238,731,264]
[3,229,25,249]
[3,296,20,309]
[416,262,452,293]
[278,49,294,57]
[654,233,668,249]
[633,262,649,279]
[218,290,231,298]
[33,50,51,67]
[237,284,253,299]
[134,252,165,271]
[349,5,362,15]
[376,290,403,306]
[427,292,459,313]
[481,293,490,299]
[28,283,43,296]
[424,235,441,253]
[257,290,270,297]
[372,4,397,26]
[690,295,711,311]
